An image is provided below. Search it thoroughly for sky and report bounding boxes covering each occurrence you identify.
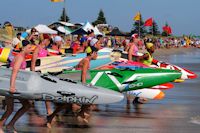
[0,0,200,36]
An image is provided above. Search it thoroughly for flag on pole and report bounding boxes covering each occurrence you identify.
[133,12,141,21]
[144,18,153,27]
[163,26,172,34]
[50,0,64,2]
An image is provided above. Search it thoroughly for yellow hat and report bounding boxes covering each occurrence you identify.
[146,43,154,49]
[85,46,92,54]
[85,46,98,54]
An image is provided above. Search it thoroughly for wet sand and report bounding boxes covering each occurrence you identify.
[0,47,200,133]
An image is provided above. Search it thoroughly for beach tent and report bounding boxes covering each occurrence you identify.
[106,27,125,36]
[94,26,103,36]
[57,26,72,35]
[82,21,103,35]
[27,24,57,34]
[58,21,75,27]
[70,21,103,35]
[70,27,87,35]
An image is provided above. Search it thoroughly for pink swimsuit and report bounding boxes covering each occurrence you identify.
[128,43,139,56]
[37,45,48,57]
[10,54,27,70]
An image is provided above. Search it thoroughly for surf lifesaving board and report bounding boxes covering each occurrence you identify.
[25,48,115,73]
[0,47,11,63]
[111,50,197,80]
[63,68,181,92]
[126,89,165,100]
[151,59,198,80]
[0,67,124,104]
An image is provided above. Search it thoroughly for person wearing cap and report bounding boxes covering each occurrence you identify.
[86,29,95,46]
[75,46,98,124]
[46,46,99,128]
[28,28,40,45]
[141,42,155,66]
[12,33,22,50]
[51,36,63,55]
[79,37,88,52]
[127,34,140,61]
[90,38,102,50]
[31,34,51,71]
[31,34,52,115]
[0,40,33,130]
[71,37,81,55]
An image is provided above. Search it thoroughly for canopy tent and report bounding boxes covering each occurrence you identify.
[106,27,126,36]
[57,26,72,35]
[58,21,75,27]
[26,24,57,34]
[70,21,103,35]
[94,26,104,36]
[70,28,87,35]
[82,21,103,35]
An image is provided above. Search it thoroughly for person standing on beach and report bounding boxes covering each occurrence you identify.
[87,29,95,44]
[12,33,22,50]
[51,36,63,55]
[141,42,155,66]
[28,28,40,45]
[31,34,52,115]
[0,40,33,130]
[75,46,98,124]
[46,46,98,128]
[127,34,140,62]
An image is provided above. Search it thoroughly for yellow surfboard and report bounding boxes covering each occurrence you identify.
[0,48,11,63]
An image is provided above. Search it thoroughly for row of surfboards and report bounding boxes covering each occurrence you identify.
[0,47,198,105]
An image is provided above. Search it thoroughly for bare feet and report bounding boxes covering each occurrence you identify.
[6,125,17,132]
[46,115,52,129]
[0,120,5,128]
[77,113,90,125]
[46,122,52,129]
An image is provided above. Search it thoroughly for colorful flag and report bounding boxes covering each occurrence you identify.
[133,12,141,21]
[144,18,153,27]
[163,26,172,34]
[50,0,64,2]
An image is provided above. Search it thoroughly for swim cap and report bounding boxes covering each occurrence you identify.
[146,43,154,49]
[22,40,30,47]
[54,36,62,42]
[90,38,98,46]
[21,32,29,39]
[131,33,138,39]
[85,46,98,54]
[80,37,87,43]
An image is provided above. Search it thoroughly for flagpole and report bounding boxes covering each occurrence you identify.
[139,18,140,38]
[63,0,66,22]
[152,19,154,36]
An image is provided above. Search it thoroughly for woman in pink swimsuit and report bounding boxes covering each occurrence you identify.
[0,40,33,130]
[128,37,140,61]
[31,35,50,71]
[31,35,52,115]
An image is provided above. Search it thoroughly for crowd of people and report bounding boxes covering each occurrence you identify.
[0,22,200,131]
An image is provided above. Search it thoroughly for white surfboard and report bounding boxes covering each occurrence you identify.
[0,67,124,104]
[126,89,165,100]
